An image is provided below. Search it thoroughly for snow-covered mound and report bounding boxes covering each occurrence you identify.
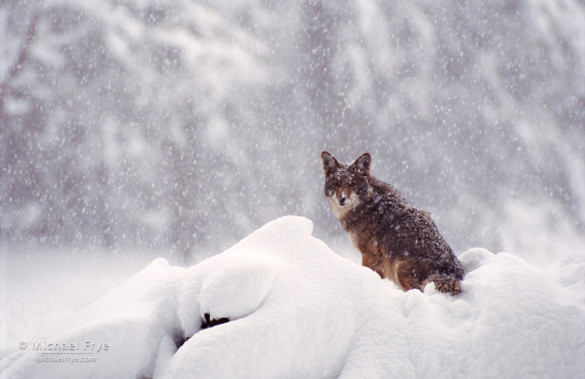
[2,216,584,378]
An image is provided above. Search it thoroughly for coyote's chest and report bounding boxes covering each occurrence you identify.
[348,231,360,251]
[347,229,389,279]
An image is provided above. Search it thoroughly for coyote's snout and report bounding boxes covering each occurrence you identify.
[321,151,464,295]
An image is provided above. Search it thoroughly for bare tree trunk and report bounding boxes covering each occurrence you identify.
[0,11,39,112]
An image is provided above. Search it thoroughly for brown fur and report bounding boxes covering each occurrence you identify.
[321,151,464,295]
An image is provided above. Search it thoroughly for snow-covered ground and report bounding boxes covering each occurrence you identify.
[1,216,585,378]
[0,246,184,348]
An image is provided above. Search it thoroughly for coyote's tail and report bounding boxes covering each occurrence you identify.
[423,274,461,295]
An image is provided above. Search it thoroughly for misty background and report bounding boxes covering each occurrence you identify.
[1,0,584,263]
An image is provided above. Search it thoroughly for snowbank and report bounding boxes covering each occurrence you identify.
[2,216,584,378]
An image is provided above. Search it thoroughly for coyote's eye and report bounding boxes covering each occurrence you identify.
[332,181,340,188]
[350,181,357,187]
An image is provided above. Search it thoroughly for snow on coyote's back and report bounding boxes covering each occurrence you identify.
[2,216,584,378]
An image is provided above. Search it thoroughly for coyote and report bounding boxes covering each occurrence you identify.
[321,151,464,295]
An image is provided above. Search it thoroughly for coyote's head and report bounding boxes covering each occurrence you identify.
[321,151,371,219]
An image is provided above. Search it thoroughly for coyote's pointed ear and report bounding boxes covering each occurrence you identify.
[321,151,339,176]
[352,153,371,175]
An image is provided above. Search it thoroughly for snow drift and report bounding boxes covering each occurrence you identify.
[2,216,584,378]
